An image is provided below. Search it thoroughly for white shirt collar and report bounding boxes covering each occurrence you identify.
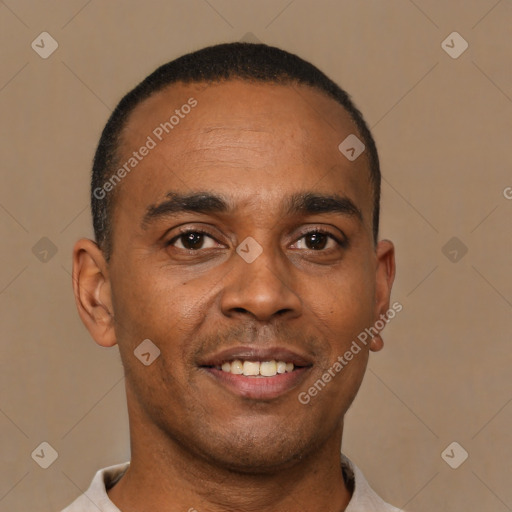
[62,456,404,512]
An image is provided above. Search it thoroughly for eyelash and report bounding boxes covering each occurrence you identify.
[166,227,348,251]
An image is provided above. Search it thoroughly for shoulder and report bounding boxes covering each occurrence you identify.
[342,455,406,512]
[60,462,130,512]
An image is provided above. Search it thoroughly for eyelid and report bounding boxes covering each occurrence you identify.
[166,225,348,250]
[166,227,223,247]
[292,227,348,249]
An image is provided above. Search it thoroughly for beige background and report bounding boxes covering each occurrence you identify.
[1,1,511,510]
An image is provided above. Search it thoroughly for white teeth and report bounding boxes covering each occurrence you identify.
[242,361,260,376]
[230,360,243,374]
[219,359,295,376]
[260,361,277,377]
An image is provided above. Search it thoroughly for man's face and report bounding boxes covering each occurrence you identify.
[102,80,393,472]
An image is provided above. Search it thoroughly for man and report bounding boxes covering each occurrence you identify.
[64,42,399,511]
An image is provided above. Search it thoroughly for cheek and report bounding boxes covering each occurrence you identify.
[305,263,375,344]
[110,270,200,404]
[110,262,212,366]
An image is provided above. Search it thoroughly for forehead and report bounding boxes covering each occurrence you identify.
[114,80,372,225]
[124,79,359,148]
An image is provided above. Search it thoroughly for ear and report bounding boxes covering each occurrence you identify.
[370,239,396,352]
[72,238,117,347]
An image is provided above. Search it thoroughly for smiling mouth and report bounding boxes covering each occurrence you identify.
[198,346,314,398]
[206,359,298,377]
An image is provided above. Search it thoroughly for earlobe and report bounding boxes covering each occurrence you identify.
[370,240,396,353]
[72,238,117,347]
[369,334,384,352]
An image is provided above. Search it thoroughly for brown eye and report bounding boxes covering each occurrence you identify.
[167,231,219,251]
[292,230,346,251]
[304,232,329,250]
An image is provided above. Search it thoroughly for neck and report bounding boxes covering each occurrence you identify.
[108,398,352,512]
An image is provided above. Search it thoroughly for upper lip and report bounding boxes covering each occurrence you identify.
[198,346,314,367]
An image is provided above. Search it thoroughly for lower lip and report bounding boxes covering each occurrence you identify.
[203,367,311,400]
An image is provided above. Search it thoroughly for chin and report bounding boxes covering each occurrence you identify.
[186,422,319,475]
[206,446,308,475]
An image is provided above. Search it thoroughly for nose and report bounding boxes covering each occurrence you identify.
[220,243,302,323]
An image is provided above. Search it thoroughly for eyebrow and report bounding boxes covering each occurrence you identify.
[284,191,362,221]
[141,190,363,229]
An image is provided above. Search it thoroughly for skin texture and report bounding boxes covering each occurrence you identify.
[72,80,395,512]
